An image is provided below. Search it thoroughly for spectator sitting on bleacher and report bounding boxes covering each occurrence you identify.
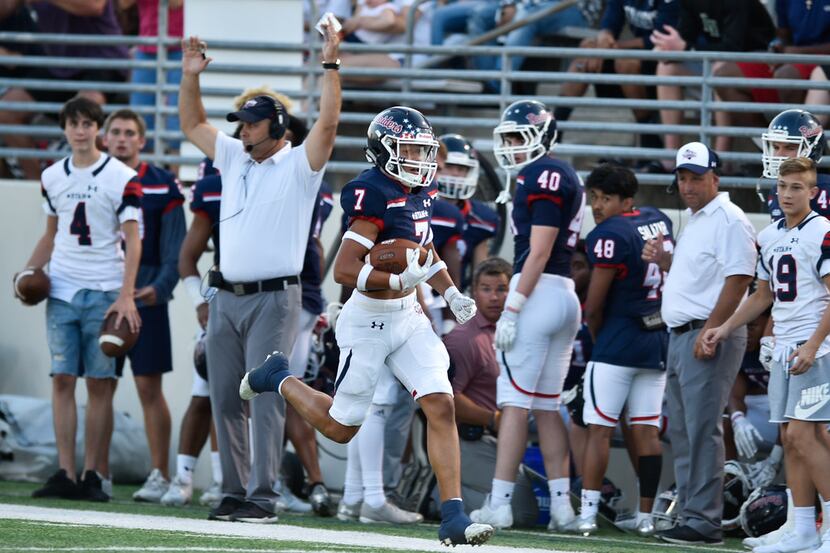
[807,66,830,126]
[650,0,775,171]
[304,0,352,39]
[711,0,830,154]
[555,0,678,155]
[431,0,496,50]
[0,0,129,180]
[339,0,404,83]
[470,0,600,94]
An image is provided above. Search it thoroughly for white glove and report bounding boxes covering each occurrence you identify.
[392,248,433,291]
[759,336,775,372]
[731,411,763,459]
[494,290,527,352]
[444,286,476,324]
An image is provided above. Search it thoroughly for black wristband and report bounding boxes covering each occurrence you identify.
[322,59,341,70]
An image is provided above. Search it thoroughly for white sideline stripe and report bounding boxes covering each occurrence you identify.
[0,549,330,553]
[0,504,573,553]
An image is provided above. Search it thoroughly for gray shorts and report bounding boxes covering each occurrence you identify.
[769,353,830,422]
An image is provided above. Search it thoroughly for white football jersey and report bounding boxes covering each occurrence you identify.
[41,155,140,301]
[757,212,830,347]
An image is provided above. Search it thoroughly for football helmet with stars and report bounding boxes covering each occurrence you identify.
[437,133,480,200]
[365,106,439,188]
[761,109,825,179]
[493,99,557,171]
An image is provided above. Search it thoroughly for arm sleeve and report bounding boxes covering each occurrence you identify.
[117,177,143,224]
[599,0,625,37]
[717,217,758,277]
[644,0,681,49]
[341,181,386,232]
[150,181,187,301]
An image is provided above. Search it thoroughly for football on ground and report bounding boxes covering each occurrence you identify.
[99,312,139,357]
[13,268,50,305]
[368,238,428,274]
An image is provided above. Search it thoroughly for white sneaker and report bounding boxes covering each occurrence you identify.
[132,469,169,503]
[199,481,222,507]
[753,530,820,553]
[160,476,193,506]
[547,501,577,532]
[616,515,656,536]
[279,487,312,513]
[359,500,423,524]
[470,495,513,529]
[564,514,598,536]
[813,529,830,552]
[337,500,362,521]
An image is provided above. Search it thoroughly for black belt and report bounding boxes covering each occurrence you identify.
[209,270,299,296]
[671,319,706,335]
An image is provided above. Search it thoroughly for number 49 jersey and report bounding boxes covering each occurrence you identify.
[511,157,585,276]
[41,155,140,300]
[586,207,674,369]
[341,167,438,246]
[758,212,830,348]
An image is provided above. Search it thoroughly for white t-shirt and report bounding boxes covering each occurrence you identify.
[212,132,324,282]
[354,0,401,45]
[758,212,830,351]
[41,154,140,302]
[661,192,757,328]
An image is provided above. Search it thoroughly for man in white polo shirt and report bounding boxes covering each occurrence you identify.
[642,142,756,546]
[177,25,341,523]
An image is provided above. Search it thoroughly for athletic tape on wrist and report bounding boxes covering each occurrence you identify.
[184,276,206,307]
[426,260,447,280]
[356,264,374,292]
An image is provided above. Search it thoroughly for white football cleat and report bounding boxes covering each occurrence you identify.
[470,495,513,529]
[161,475,193,506]
[752,530,820,553]
[547,501,577,532]
[132,468,169,503]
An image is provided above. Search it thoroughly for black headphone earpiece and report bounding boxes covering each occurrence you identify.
[268,98,287,140]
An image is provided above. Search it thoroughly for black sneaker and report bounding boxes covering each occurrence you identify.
[228,501,279,523]
[79,470,110,502]
[208,496,245,521]
[32,469,80,499]
[656,524,723,545]
[308,482,333,517]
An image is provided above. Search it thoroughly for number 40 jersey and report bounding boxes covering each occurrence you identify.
[758,212,830,349]
[586,207,674,370]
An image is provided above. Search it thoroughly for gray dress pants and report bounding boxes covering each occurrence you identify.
[206,286,301,511]
[665,325,746,539]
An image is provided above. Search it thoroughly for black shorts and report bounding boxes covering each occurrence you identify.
[594,58,658,100]
[22,66,127,105]
[121,304,173,377]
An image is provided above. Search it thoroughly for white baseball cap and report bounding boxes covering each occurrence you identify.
[675,142,721,175]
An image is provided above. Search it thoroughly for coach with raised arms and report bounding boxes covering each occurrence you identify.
[177,25,341,523]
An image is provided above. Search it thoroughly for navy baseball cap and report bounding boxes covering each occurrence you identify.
[674,142,721,175]
[226,95,280,123]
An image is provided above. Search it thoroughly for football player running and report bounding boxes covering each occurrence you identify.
[471,100,585,531]
[704,157,830,553]
[574,164,674,536]
[239,106,492,547]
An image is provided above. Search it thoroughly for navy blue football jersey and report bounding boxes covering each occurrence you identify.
[341,167,438,246]
[767,173,830,221]
[430,198,465,252]
[459,199,500,286]
[564,319,593,391]
[301,182,334,315]
[511,156,586,276]
[134,162,186,304]
[585,207,674,369]
[190,174,222,266]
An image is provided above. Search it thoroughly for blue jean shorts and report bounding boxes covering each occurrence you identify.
[46,289,120,379]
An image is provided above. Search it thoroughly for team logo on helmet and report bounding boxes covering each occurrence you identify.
[375,115,404,134]
[526,112,549,126]
[800,125,823,138]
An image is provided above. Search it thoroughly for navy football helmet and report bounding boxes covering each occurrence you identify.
[366,106,439,188]
[723,460,753,531]
[437,133,480,200]
[762,109,826,178]
[193,330,207,382]
[493,100,557,171]
[740,485,788,538]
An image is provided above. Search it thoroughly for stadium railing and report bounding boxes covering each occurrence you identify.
[0,30,828,189]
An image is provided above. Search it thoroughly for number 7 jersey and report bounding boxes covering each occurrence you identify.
[757,212,830,347]
[41,155,141,300]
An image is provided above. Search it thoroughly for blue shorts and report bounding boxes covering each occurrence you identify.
[123,303,173,377]
[46,289,120,379]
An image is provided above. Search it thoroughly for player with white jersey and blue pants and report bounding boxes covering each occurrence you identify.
[240,106,493,547]
[471,100,585,531]
[704,157,830,553]
[574,163,674,536]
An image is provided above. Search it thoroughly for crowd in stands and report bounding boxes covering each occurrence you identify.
[4,1,830,551]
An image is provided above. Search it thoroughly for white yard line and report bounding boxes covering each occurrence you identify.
[0,504,577,553]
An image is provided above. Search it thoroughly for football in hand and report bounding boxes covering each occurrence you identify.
[368,239,428,274]
[13,267,50,306]
[99,312,139,357]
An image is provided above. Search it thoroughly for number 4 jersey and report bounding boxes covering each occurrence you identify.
[586,207,674,370]
[41,155,141,301]
[758,212,830,349]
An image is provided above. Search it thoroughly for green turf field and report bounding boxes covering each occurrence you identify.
[0,480,746,552]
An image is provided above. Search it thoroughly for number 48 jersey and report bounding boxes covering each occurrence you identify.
[341,167,438,246]
[758,212,830,348]
[586,207,674,369]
